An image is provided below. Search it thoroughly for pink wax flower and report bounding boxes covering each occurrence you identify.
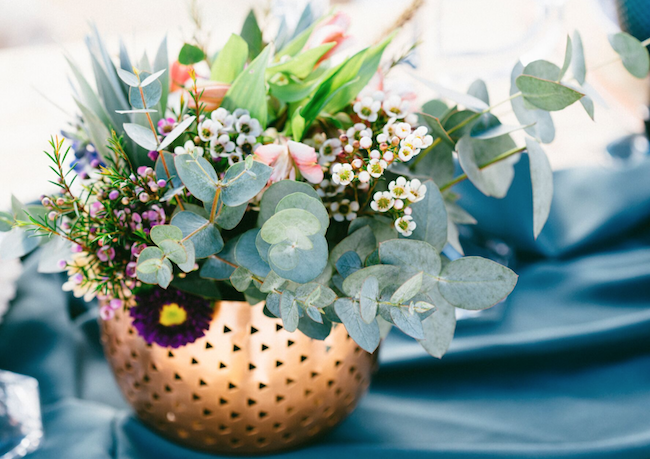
[255,139,324,184]
[157,117,177,136]
[97,246,116,262]
[89,201,105,218]
[306,11,352,64]
[99,304,115,321]
[126,262,137,278]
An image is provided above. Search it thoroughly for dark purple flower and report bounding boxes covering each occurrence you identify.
[148,150,159,162]
[130,288,214,348]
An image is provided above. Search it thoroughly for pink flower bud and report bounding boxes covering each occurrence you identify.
[99,305,115,321]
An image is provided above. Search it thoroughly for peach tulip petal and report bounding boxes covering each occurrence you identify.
[298,163,324,184]
[254,144,286,165]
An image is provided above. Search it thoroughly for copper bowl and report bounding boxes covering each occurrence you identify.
[100,299,378,455]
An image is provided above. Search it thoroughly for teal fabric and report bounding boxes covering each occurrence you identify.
[1,156,650,458]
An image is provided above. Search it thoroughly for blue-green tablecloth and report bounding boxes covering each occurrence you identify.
[2,156,650,458]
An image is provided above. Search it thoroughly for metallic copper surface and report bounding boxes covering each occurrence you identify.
[100,300,378,455]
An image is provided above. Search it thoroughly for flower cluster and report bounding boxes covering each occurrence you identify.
[195,108,262,166]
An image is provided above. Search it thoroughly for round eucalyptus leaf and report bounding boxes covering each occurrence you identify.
[390,306,425,339]
[269,242,300,271]
[158,239,187,264]
[221,161,273,207]
[378,239,441,277]
[150,225,183,245]
[269,233,328,284]
[171,211,224,259]
[129,76,162,109]
[276,192,329,235]
[174,154,219,203]
[235,229,271,278]
[608,32,650,79]
[260,208,321,244]
[257,180,321,226]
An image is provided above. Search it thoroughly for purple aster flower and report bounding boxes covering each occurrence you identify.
[157,117,177,136]
[130,288,214,348]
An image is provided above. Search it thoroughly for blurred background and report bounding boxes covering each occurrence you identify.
[0,0,648,209]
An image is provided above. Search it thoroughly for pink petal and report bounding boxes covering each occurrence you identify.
[287,141,317,166]
[254,144,286,165]
[298,163,324,184]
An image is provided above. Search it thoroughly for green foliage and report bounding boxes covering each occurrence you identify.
[230,266,253,292]
[235,229,271,278]
[211,34,249,83]
[390,307,425,339]
[510,62,555,144]
[608,32,650,78]
[171,211,224,258]
[159,116,196,151]
[457,135,518,198]
[128,73,162,109]
[437,257,517,310]
[334,298,380,353]
[408,181,448,252]
[178,43,205,65]
[378,239,441,277]
[258,180,321,225]
[174,154,219,203]
[221,45,272,128]
[280,291,299,332]
[124,123,158,151]
[359,276,379,324]
[267,43,335,79]
[155,152,181,188]
[559,35,573,81]
[526,138,553,239]
[417,301,456,358]
[276,193,329,235]
[516,75,583,111]
[221,160,273,207]
[240,10,264,60]
[330,225,376,268]
[571,31,586,85]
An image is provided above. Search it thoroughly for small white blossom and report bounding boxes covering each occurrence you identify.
[330,199,360,222]
[344,144,354,154]
[351,158,364,169]
[398,144,416,162]
[383,151,394,162]
[317,179,345,198]
[394,199,404,210]
[331,163,355,186]
[358,170,371,183]
[211,108,235,132]
[404,207,412,216]
[405,113,419,125]
[369,150,381,160]
[367,158,387,178]
[395,215,416,236]
[198,119,222,142]
[235,134,260,156]
[371,191,395,212]
[210,134,236,158]
[227,151,244,166]
[235,114,262,137]
[353,96,382,122]
[394,122,412,139]
[319,138,343,163]
[383,95,410,119]
[359,136,373,149]
[408,179,427,202]
[376,133,388,143]
[346,123,369,142]
[389,177,410,199]
[174,140,204,157]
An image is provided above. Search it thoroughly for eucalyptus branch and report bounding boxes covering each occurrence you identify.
[439,145,527,192]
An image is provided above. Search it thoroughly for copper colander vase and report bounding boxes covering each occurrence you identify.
[100,300,378,455]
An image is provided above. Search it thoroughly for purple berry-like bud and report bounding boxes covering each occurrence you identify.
[90,159,101,168]
[148,150,159,161]
[137,166,147,176]
[139,193,149,203]
[57,259,67,270]
[48,211,57,221]
[157,179,167,188]
[108,190,120,200]
[41,197,51,207]
[126,261,137,278]
[72,273,84,284]
[109,298,123,310]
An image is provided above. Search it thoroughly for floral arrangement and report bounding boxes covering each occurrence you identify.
[2,4,648,357]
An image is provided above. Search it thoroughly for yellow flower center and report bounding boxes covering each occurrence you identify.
[159,303,187,327]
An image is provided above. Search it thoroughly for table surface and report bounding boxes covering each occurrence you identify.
[0,0,648,210]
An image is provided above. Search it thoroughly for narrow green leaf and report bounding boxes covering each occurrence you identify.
[211,34,249,83]
[359,276,379,324]
[221,44,272,128]
[559,35,573,81]
[390,272,423,305]
[241,10,264,60]
[123,123,158,151]
[571,31,586,84]
[526,138,553,238]
[158,116,196,151]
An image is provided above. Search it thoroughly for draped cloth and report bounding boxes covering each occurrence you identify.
[2,156,650,458]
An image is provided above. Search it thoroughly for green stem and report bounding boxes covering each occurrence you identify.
[411,92,523,167]
[439,145,526,192]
